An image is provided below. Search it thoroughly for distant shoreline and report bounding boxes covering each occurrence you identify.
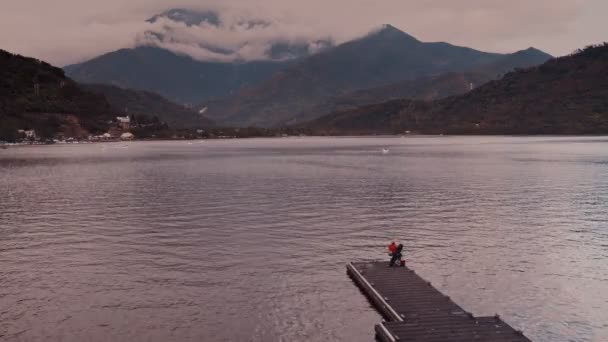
[3,133,608,150]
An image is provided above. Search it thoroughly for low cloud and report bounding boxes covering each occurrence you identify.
[137,12,334,62]
[0,0,603,66]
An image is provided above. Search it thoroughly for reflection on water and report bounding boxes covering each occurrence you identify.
[1,137,607,342]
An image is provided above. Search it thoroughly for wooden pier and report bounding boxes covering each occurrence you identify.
[347,262,531,342]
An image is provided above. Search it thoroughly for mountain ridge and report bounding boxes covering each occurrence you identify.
[64,46,292,104]
[307,43,608,135]
[202,26,551,127]
[1,49,114,141]
[289,47,552,124]
[83,84,214,129]
[63,21,552,128]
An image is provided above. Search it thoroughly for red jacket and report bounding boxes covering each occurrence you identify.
[388,243,397,254]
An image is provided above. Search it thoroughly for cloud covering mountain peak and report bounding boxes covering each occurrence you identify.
[138,8,333,62]
[147,8,222,27]
[2,0,601,66]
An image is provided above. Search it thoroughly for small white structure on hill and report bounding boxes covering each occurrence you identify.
[18,129,37,140]
[116,116,131,130]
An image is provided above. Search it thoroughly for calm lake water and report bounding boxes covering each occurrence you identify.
[1,137,607,342]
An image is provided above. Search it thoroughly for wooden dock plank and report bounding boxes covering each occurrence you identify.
[347,261,531,342]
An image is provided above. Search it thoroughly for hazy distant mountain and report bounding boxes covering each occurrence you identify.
[64,17,551,128]
[84,84,214,129]
[203,25,551,127]
[293,47,552,123]
[308,44,608,135]
[0,49,113,141]
[64,8,333,105]
[64,46,291,104]
[295,72,492,124]
[474,47,553,76]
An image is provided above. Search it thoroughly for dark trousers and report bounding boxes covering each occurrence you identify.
[389,252,402,266]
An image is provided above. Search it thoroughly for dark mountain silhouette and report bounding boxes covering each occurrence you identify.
[65,8,333,104]
[474,47,553,76]
[64,46,291,105]
[0,49,113,141]
[294,47,551,124]
[0,48,216,142]
[307,44,608,135]
[203,25,551,127]
[84,84,214,129]
[294,72,491,124]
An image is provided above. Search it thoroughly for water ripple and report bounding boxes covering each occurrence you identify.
[1,137,608,342]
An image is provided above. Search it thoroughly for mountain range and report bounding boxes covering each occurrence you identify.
[64,47,290,105]
[64,11,552,128]
[286,47,552,125]
[202,26,551,127]
[308,44,608,135]
[64,8,334,105]
[4,13,607,138]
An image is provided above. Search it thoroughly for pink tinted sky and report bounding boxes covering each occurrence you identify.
[0,0,606,65]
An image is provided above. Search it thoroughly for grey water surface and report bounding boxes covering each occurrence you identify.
[1,136,607,342]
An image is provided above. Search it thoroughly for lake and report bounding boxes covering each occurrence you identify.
[1,136,607,342]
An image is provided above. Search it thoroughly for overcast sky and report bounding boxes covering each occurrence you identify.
[1,0,606,66]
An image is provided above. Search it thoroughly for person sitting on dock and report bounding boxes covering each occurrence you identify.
[389,244,404,267]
